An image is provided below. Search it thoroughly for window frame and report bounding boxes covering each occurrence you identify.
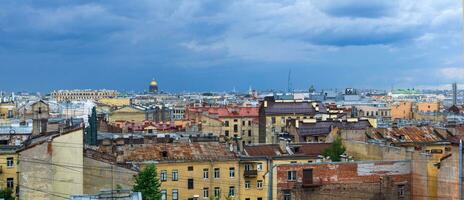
[172,170,178,181]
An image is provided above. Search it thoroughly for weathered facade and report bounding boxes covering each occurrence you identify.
[83,149,137,194]
[18,128,84,200]
[274,160,411,200]
[259,97,329,144]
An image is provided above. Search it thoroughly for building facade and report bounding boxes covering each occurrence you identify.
[51,90,118,102]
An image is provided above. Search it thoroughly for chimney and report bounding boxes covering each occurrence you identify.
[279,139,288,153]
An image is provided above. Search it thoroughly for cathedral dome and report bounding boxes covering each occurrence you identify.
[149,80,158,86]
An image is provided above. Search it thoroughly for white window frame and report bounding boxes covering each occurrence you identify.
[229,186,235,197]
[6,157,13,168]
[257,163,263,171]
[203,169,209,179]
[288,171,296,181]
[160,170,167,181]
[257,180,263,189]
[245,181,251,189]
[172,170,178,181]
[214,168,220,178]
[203,188,209,198]
[229,167,235,178]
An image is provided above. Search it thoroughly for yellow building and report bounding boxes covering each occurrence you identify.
[189,107,260,145]
[123,142,241,200]
[0,102,16,119]
[108,106,146,123]
[97,98,131,107]
[0,147,19,198]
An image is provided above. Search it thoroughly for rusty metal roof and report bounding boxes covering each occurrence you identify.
[367,126,445,143]
[123,142,237,162]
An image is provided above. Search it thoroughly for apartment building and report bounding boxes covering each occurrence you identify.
[51,90,118,102]
[259,97,328,143]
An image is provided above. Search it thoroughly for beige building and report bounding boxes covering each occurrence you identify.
[122,142,240,200]
[18,128,84,200]
[108,106,146,123]
[188,106,260,145]
[259,97,328,143]
[0,102,16,119]
[391,101,413,120]
[416,102,441,113]
[51,90,118,102]
[0,147,19,198]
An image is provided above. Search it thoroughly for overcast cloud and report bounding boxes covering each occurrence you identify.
[0,0,462,92]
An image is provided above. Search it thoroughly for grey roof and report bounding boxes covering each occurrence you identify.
[297,120,371,136]
[0,127,32,134]
[263,102,327,115]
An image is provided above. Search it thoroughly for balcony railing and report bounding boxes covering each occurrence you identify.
[244,170,258,178]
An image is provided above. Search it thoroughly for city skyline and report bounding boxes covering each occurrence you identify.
[1,0,463,92]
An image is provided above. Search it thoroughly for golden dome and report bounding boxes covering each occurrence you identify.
[150,80,158,86]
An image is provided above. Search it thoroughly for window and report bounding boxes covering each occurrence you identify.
[161,190,167,200]
[214,168,220,178]
[225,121,229,127]
[229,167,235,177]
[242,121,245,126]
[172,189,178,200]
[248,130,252,137]
[188,166,194,171]
[160,170,167,181]
[234,124,238,133]
[398,184,405,198]
[248,121,251,126]
[245,181,251,189]
[257,163,263,171]
[257,180,263,189]
[172,170,178,181]
[203,169,209,179]
[257,198,263,200]
[303,169,313,185]
[6,157,14,168]
[229,186,235,197]
[214,187,221,198]
[188,178,194,189]
[244,164,252,171]
[283,190,291,200]
[225,130,230,137]
[6,178,13,189]
[271,117,276,124]
[203,188,209,198]
[287,171,296,181]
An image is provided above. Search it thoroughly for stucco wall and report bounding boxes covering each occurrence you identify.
[19,129,84,200]
[83,157,136,194]
[344,140,412,161]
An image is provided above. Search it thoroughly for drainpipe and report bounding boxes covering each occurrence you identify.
[459,140,463,200]
[268,164,273,200]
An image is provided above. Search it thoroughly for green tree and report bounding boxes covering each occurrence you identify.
[0,188,13,200]
[133,164,161,200]
[323,137,346,162]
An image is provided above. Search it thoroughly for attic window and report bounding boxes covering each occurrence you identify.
[161,151,168,158]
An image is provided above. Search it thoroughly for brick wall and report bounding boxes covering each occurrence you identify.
[276,160,411,200]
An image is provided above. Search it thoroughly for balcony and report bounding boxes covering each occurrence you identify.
[244,170,258,178]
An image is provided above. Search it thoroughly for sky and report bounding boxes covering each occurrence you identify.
[0,0,463,93]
